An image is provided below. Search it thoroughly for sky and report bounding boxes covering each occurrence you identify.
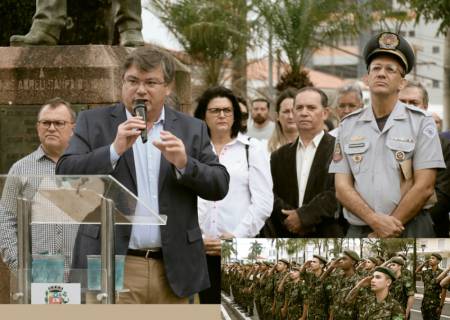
[141,5,182,51]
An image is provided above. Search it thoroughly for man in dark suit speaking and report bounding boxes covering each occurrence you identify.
[269,87,344,237]
[56,47,229,303]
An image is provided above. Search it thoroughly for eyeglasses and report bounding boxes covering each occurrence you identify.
[124,77,166,90]
[369,64,403,76]
[37,120,73,129]
[207,107,233,117]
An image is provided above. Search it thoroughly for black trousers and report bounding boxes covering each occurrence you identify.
[198,254,221,304]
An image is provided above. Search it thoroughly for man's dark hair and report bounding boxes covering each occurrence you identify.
[38,97,76,122]
[295,86,329,108]
[123,47,175,84]
[194,86,243,138]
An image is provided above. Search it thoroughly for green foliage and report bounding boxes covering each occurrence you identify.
[248,240,263,261]
[367,238,415,259]
[148,0,251,87]
[222,240,237,263]
[397,0,450,35]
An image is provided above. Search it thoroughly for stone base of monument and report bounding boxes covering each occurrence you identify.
[0,45,191,173]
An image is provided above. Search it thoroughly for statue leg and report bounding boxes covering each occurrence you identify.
[10,0,67,46]
[114,0,144,47]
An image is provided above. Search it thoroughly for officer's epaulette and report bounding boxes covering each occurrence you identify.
[341,107,364,121]
[403,103,430,116]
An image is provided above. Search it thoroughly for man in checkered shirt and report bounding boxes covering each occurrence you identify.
[0,98,77,286]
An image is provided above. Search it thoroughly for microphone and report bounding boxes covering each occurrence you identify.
[133,99,147,143]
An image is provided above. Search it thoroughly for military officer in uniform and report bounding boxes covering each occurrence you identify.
[387,257,415,319]
[329,31,445,237]
[346,266,404,320]
[416,253,447,320]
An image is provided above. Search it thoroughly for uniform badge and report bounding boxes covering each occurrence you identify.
[395,151,405,161]
[352,154,362,163]
[379,33,399,49]
[333,143,342,162]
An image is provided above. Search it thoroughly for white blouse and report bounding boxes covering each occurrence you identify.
[198,133,273,238]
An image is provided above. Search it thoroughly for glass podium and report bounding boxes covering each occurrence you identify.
[0,175,167,304]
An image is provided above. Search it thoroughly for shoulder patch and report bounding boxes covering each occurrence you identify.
[403,103,430,116]
[423,124,437,138]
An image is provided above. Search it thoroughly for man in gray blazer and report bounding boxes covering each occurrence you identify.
[56,47,229,303]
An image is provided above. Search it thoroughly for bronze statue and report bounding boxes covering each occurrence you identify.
[10,0,144,47]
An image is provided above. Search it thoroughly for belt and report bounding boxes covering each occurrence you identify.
[127,248,163,260]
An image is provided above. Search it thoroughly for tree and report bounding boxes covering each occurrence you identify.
[271,238,286,261]
[222,240,236,263]
[248,240,263,262]
[146,0,251,92]
[254,0,368,91]
[397,0,450,129]
[367,239,415,260]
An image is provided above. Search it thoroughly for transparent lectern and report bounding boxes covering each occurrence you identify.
[0,175,167,304]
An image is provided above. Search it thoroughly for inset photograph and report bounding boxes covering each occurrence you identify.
[221,238,450,320]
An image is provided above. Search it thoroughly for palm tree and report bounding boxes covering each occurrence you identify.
[271,238,286,261]
[222,240,236,263]
[146,0,250,91]
[254,0,386,91]
[248,240,263,262]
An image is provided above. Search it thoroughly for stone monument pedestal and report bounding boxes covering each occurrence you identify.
[0,45,192,173]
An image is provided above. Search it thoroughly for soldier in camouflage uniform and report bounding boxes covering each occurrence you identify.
[242,264,256,316]
[262,263,277,320]
[387,257,415,319]
[416,253,447,320]
[320,250,361,320]
[396,253,413,281]
[356,256,379,277]
[254,262,268,319]
[273,259,290,319]
[284,265,307,320]
[300,255,329,320]
[346,266,405,320]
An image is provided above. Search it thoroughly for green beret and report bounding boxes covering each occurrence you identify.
[367,257,379,265]
[291,265,301,271]
[374,266,397,281]
[343,250,360,262]
[389,257,405,266]
[279,258,290,266]
[313,255,328,265]
[363,32,415,74]
[431,253,442,261]
[397,253,407,261]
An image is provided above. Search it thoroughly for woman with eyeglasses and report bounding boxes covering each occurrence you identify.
[193,86,273,304]
[268,88,299,153]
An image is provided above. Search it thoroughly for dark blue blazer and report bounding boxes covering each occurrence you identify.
[56,103,229,297]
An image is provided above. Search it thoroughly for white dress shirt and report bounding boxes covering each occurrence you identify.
[296,130,324,206]
[198,133,273,238]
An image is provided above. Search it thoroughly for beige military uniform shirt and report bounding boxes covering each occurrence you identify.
[329,102,445,225]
